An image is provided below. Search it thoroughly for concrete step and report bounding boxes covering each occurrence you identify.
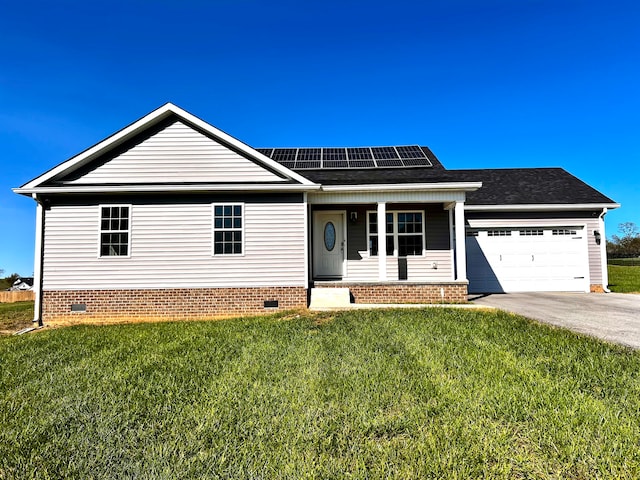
[309,287,352,309]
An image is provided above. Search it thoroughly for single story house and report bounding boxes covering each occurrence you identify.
[14,103,619,324]
[10,277,34,291]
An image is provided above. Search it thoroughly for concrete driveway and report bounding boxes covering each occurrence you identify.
[470,292,640,349]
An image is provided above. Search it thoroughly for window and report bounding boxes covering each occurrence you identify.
[368,211,424,256]
[100,205,130,256]
[553,229,577,236]
[368,212,394,256]
[213,204,243,255]
[519,229,544,236]
[397,212,423,256]
[487,230,511,237]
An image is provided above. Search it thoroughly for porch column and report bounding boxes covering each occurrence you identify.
[454,201,467,281]
[377,202,387,281]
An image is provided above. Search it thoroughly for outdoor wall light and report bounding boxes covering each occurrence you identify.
[594,230,601,245]
[350,211,358,223]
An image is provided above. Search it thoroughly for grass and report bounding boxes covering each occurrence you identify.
[609,258,640,266]
[608,264,640,293]
[0,301,34,335]
[2,308,640,478]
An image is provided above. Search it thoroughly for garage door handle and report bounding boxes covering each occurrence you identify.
[532,255,534,261]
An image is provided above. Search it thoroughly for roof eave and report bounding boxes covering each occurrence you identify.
[318,182,483,193]
[13,183,321,196]
[465,203,620,211]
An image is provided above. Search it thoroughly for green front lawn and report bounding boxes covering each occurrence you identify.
[0,301,34,335]
[608,264,640,293]
[2,309,639,478]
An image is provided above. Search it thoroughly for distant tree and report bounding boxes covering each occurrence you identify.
[0,273,20,290]
[608,222,640,258]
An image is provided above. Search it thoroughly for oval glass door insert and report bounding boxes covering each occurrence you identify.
[324,222,336,251]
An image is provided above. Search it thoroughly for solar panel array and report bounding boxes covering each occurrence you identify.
[255,146,432,169]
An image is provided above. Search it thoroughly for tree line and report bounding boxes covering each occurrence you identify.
[607,222,640,258]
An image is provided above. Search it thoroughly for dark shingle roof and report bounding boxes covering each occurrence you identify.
[261,144,615,206]
[447,168,616,205]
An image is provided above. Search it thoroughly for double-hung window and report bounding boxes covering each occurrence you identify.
[368,211,424,256]
[100,205,130,256]
[368,212,394,256]
[213,204,243,255]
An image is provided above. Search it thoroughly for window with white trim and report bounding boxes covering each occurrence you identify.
[487,230,511,237]
[519,229,544,236]
[552,229,577,236]
[213,204,243,255]
[100,205,130,256]
[367,211,424,256]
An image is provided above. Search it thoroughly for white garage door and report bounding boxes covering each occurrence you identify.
[466,227,589,293]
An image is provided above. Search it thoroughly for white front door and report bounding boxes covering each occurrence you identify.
[313,212,345,279]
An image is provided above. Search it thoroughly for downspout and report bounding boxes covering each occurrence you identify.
[599,208,611,293]
[32,194,46,327]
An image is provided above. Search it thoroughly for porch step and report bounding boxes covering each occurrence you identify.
[309,288,352,309]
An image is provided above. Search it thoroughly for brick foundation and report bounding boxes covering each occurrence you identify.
[42,287,308,323]
[314,282,468,304]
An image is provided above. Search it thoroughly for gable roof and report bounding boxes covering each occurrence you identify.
[14,104,618,210]
[15,103,317,195]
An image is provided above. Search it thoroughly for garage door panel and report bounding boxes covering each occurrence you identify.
[467,227,588,293]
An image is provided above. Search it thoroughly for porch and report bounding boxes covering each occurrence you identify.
[307,184,475,305]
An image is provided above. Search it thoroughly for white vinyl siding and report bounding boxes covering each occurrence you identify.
[69,121,285,184]
[42,202,306,289]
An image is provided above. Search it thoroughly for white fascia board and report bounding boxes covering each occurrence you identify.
[13,184,321,195]
[319,182,482,193]
[20,103,314,190]
[465,203,621,211]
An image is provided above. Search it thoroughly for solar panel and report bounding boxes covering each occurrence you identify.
[295,161,321,169]
[396,145,427,159]
[323,148,347,161]
[347,147,373,160]
[371,147,400,160]
[272,148,298,162]
[265,145,433,170]
[255,148,274,158]
[376,158,403,167]
[323,160,349,168]
[296,148,321,161]
[402,157,432,166]
[349,160,375,168]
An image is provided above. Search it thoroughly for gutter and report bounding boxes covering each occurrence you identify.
[465,203,621,212]
[599,208,611,293]
[13,183,321,196]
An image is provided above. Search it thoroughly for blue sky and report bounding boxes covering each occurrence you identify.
[1,0,638,276]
